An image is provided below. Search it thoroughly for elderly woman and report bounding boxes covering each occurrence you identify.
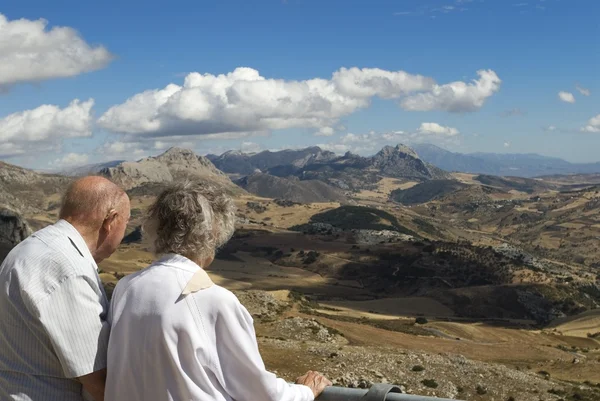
[105,181,330,401]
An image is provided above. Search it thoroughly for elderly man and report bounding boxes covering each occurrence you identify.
[0,176,131,401]
[106,181,331,401]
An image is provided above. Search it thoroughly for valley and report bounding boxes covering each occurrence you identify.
[1,144,600,400]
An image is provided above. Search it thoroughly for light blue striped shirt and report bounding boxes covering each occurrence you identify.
[0,220,110,401]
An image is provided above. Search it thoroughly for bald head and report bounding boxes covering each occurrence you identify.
[60,176,128,230]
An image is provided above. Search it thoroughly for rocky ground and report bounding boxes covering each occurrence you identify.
[239,289,600,401]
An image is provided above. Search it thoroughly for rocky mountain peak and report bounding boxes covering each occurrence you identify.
[101,147,238,193]
[375,144,419,160]
[371,143,448,180]
[156,147,200,162]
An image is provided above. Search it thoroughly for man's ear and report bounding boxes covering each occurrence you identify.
[102,209,118,232]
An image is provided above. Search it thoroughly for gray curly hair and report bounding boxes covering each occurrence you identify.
[144,181,236,262]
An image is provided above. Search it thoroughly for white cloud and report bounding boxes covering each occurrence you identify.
[0,142,25,157]
[381,131,406,141]
[400,70,501,112]
[545,125,557,131]
[99,141,146,157]
[416,122,460,136]
[240,142,262,153]
[0,14,113,87]
[54,153,89,167]
[504,141,511,148]
[558,91,575,103]
[581,114,600,133]
[576,85,591,96]
[315,126,335,136]
[98,67,500,140]
[317,143,355,154]
[317,131,381,154]
[0,99,94,158]
[0,99,94,142]
[318,124,461,156]
[332,67,435,99]
[98,67,433,137]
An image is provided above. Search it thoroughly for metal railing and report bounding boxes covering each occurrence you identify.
[316,384,462,401]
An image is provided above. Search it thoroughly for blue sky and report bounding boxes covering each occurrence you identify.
[0,0,598,170]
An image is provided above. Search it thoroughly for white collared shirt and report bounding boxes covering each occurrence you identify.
[0,220,109,401]
[106,253,314,401]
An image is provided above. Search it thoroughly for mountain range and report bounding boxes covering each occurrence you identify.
[11,143,600,206]
[412,144,600,178]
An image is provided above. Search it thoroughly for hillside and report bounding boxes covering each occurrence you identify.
[390,180,468,205]
[473,175,555,194]
[289,205,418,237]
[0,160,71,215]
[101,147,242,194]
[235,173,347,203]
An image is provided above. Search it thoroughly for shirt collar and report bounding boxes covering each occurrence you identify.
[156,253,202,272]
[54,219,97,268]
[156,253,214,294]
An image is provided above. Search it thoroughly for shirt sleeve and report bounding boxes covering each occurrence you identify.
[214,298,314,401]
[34,275,110,378]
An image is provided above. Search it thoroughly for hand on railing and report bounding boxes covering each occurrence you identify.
[295,370,332,399]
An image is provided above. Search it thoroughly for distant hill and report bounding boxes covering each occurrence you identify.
[298,145,449,191]
[208,144,451,196]
[294,205,416,235]
[0,160,72,214]
[61,160,124,176]
[390,180,468,205]
[412,143,600,178]
[235,173,346,203]
[100,147,242,195]
[207,146,337,176]
[473,175,555,194]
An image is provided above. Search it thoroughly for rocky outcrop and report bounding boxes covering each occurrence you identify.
[0,207,30,245]
[0,207,31,263]
[372,145,449,180]
[101,147,242,194]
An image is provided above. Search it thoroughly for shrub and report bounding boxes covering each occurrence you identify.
[415,317,429,325]
[548,388,565,396]
[476,385,487,395]
[537,370,551,379]
[411,365,425,372]
[421,379,438,389]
